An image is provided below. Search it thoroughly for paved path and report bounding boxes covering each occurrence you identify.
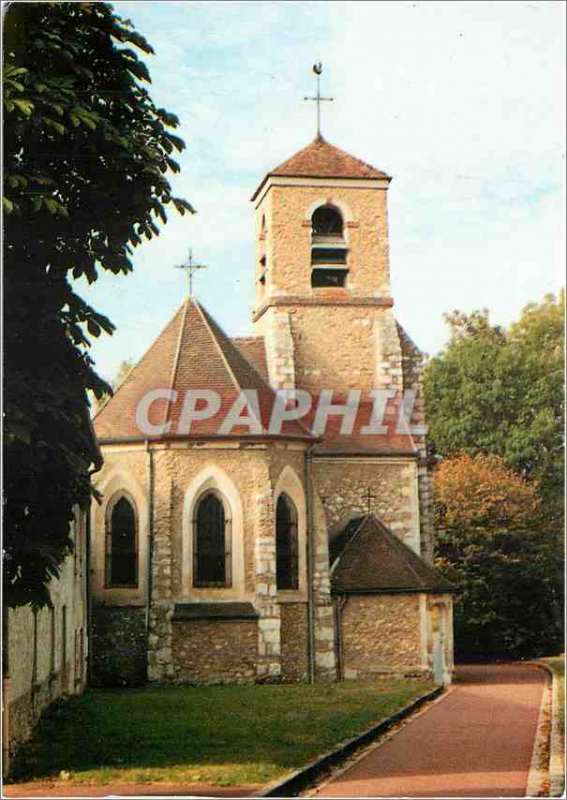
[315,663,546,798]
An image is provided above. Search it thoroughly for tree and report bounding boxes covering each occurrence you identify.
[112,359,135,390]
[425,294,564,658]
[91,358,135,413]
[3,3,193,607]
[425,292,564,527]
[435,454,562,659]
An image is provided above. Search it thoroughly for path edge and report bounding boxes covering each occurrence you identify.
[253,684,444,799]
[531,660,565,798]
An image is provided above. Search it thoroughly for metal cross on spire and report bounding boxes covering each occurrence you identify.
[304,62,333,139]
[174,249,208,296]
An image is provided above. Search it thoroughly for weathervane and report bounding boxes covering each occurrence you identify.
[174,249,208,296]
[304,62,333,139]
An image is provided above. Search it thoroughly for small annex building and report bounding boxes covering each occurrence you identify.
[330,516,454,684]
[90,135,454,687]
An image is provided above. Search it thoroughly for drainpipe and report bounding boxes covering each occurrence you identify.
[145,442,155,670]
[305,444,317,684]
[2,604,10,777]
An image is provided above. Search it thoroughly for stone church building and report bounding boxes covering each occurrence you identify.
[91,136,454,687]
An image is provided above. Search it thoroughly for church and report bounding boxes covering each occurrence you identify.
[90,134,454,687]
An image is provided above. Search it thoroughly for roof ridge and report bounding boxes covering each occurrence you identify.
[163,297,190,429]
[194,301,266,433]
[330,515,367,574]
[92,302,186,423]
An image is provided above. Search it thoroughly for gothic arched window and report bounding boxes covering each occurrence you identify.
[310,205,348,287]
[106,496,137,587]
[276,493,299,590]
[194,492,231,587]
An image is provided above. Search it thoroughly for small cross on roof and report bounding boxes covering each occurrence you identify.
[174,249,208,296]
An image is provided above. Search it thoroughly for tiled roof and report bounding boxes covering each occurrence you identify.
[94,299,312,442]
[252,136,390,199]
[330,516,455,594]
[232,336,268,381]
[312,395,417,457]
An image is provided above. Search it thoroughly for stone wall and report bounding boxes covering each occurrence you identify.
[338,593,426,679]
[311,489,337,681]
[280,603,309,682]
[397,322,435,564]
[6,510,88,760]
[258,308,296,390]
[254,183,391,303]
[253,180,396,394]
[93,442,321,685]
[90,606,147,686]
[171,619,258,683]
[314,456,421,553]
[288,305,386,393]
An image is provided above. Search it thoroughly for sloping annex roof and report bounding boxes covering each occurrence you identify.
[330,515,455,595]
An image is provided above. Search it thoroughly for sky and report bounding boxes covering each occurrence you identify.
[84,0,565,382]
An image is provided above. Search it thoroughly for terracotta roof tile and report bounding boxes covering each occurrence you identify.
[94,299,311,442]
[330,516,455,594]
[307,393,417,456]
[232,337,268,381]
[252,136,390,199]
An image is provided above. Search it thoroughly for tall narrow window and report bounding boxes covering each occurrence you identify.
[276,494,299,590]
[194,492,231,587]
[106,496,137,587]
[310,205,348,287]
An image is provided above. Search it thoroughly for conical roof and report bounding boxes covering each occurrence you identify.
[330,516,455,594]
[94,298,312,442]
[252,136,390,200]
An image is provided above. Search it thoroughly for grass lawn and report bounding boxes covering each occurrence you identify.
[11,678,433,787]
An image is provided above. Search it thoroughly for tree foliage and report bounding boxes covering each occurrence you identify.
[435,453,540,529]
[425,292,564,523]
[434,454,562,659]
[3,3,193,608]
[426,295,565,658]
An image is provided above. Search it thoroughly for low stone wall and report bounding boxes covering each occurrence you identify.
[91,606,147,686]
[280,603,309,682]
[339,594,426,679]
[171,619,258,683]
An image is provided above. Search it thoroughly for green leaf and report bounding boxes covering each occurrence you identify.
[12,98,34,116]
[172,197,196,215]
[44,198,60,214]
[42,117,66,135]
[86,319,101,337]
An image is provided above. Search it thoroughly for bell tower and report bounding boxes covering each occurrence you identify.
[251,136,404,394]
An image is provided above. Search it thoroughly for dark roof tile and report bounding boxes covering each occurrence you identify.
[331,516,455,594]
